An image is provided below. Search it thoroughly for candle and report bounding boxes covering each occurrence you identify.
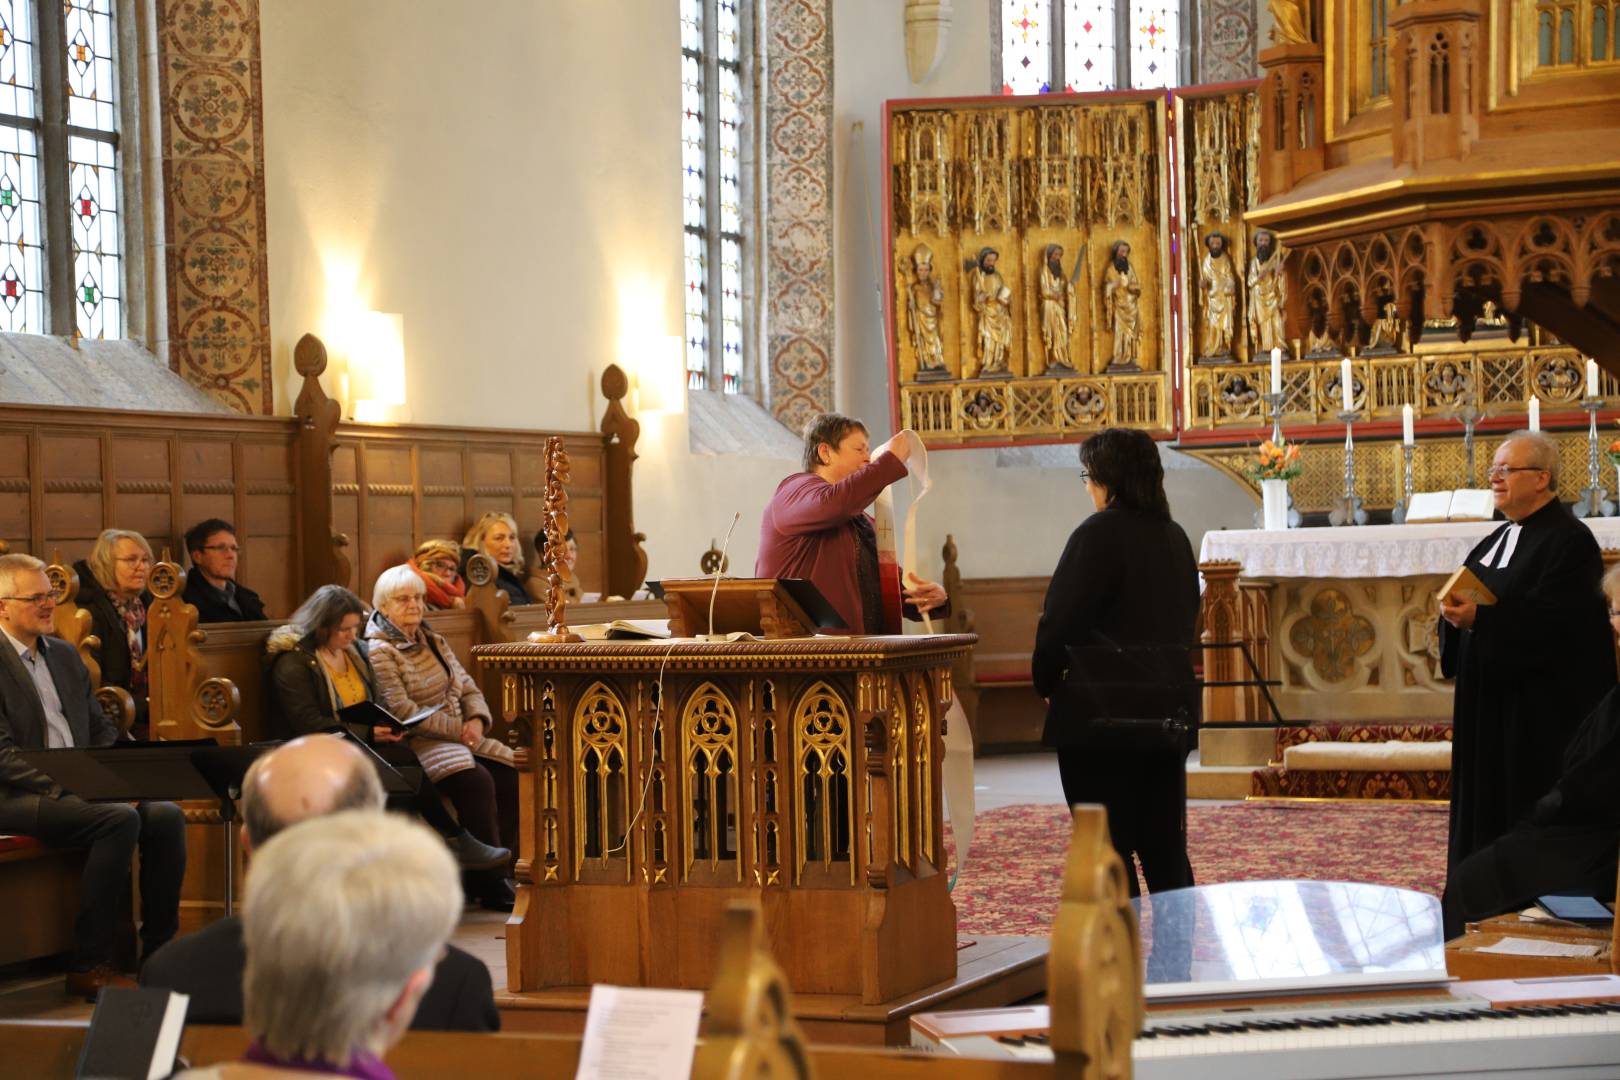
[1341,358,1354,412]
[1528,396,1541,432]
[1587,358,1600,398]
[1270,346,1282,392]
[1402,404,1414,446]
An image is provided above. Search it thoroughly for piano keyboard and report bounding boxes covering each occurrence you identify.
[933,1000,1620,1079]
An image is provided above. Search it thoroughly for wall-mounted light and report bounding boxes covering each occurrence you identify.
[349,311,406,423]
[632,334,686,416]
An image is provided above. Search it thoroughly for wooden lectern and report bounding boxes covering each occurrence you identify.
[473,619,975,1006]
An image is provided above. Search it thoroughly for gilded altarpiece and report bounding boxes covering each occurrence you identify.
[476,636,970,1005]
[887,95,1174,446]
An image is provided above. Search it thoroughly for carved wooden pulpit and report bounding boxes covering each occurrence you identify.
[473,633,975,1005]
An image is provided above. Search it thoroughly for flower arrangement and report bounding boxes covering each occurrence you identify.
[1607,436,1620,468]
[1246,437,1303,482]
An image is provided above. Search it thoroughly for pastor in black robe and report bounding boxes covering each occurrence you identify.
[1439,498,1615,878]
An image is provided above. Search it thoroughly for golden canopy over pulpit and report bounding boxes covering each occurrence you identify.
[473,634,974,1005]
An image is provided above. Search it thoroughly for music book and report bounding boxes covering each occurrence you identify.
[336,700,438,733]
[1405,488,1495,523]
[1436,565,1497,606]
[575,619,672,641]
[75,986,189,1080]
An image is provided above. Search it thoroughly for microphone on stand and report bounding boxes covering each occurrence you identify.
[700,512,742,641]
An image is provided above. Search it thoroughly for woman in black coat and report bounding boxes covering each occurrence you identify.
[1031,427,1201,897]
[74,529,156,739]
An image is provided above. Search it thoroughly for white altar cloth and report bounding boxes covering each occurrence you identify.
[1199,519,1620,579]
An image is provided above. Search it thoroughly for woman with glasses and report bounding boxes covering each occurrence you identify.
[1031,427,1200,898]
[367,565,518,910]
[409,539,467,610]
[262,583,510,872]
[74,529,155,739]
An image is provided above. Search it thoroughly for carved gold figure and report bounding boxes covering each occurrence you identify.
[1268,0,1310,44]
[970,247,1013,376]
[1198,232,1237,360]
[904,243,948,376]
[1102,240,1142,371]
[1366,301,1404,353]
[1246,229,1290,356]
[1038,243,1079,375]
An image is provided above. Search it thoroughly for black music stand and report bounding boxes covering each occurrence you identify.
[20,740,268,916]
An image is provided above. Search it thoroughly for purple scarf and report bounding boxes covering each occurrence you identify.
[242,1040,396,1080]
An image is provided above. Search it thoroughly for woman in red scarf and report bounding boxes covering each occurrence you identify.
[408,540,466,610]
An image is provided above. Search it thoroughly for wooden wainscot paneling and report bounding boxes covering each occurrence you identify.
[940,536,1049,753]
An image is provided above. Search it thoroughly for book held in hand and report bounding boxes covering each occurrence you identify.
[1436,564,1497,606]
[337,699,439,733]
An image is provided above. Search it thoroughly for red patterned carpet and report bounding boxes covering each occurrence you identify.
[952,801,1449,937]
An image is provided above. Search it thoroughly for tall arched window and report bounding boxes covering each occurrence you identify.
[1369,0,1392,98]
[680,0,755,394]
[0,0,124,338]
[998,0,1184,95]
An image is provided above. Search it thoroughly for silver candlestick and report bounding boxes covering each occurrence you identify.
[1329,409,1368,526]
[1392,443,1416,524]
[1573,398,1614,519]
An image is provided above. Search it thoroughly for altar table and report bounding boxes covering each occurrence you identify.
[1197,519,1620,724]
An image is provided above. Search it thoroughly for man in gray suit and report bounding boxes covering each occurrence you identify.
[0,553,185,998]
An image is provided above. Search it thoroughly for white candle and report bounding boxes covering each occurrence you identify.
[1528,396,1541,432]
[1341,358,1354,412]
[1588,358,1600,397]
[1270,346,1282,392]
[1402,404,1414,446]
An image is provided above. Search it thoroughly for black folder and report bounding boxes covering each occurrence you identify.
[337,699,438,734]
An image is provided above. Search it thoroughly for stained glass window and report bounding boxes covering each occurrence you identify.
[681,0,753,395]
[1001,2,1180,95]
[1063,2,1116,92]
[1002,1,1052,95]
[1128,2,1179,89]
[65,0,120,341]
[0,0,44,334]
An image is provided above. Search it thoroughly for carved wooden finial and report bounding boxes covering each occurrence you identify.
[1048,805,1143,1080]
[691,901,815,1079]
[525,436,583,644]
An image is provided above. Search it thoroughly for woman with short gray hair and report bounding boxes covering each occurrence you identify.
[368,565,517,910]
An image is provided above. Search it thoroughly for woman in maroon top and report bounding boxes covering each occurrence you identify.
[755,413,946,634]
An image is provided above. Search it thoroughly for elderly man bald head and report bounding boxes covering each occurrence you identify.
[240,734,383,852]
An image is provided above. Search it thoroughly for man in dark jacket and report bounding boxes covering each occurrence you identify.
[181,518,267,623]
[141,734,501,1031]
[0,553,185,998]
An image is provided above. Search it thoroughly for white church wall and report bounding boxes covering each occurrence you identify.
[260,0,794,582]
[830,0,1255,581]
[259,0,1254,590]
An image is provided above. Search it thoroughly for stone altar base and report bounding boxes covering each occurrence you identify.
[493,934,1048,1047]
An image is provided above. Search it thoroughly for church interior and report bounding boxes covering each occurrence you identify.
[3,0,1620,1075]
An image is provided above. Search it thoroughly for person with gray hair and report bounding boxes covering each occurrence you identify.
[263,584,508,872]
[1437,430,1615,937]
[174,809,463,1078]
[142,735,500,1033]
[0,551,185,998]
[367,565,517,911]
[72,528,155,737]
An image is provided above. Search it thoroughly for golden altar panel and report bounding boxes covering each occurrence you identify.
[474,635,974,1005]
[887,95,1177,444]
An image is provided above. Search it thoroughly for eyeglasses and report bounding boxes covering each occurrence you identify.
[115,555,152,566]
[0,592,55,607]
[1609,608,1620,619]
[1485,465,1547,479]
[201,544,240,554]
[391,595,425,608]
[1078,470,1091,482]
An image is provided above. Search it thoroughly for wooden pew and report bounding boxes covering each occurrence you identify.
[939,536,1049,754]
